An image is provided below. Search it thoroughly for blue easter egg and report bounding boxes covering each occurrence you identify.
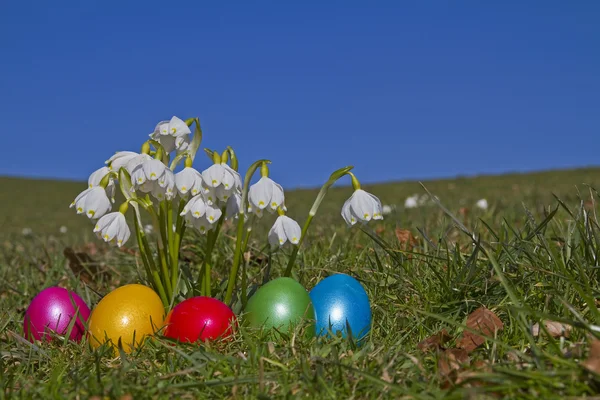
[309,273,371,341]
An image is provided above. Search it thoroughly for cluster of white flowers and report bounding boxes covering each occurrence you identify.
[70,116,385,249]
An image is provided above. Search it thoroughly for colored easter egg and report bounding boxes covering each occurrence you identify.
[309,274,371,341]
[23,286,90,342]
[245,277,314,336]
[88,284,165,353]
[164,296,236,343]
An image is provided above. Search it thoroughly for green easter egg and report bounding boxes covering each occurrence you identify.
[245,277,315,336]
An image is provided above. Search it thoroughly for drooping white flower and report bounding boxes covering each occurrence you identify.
[404,195,419,209]
[70,187,112,219]
[202,163,241,191]
[88,166,115,202]
[476,198,489,210]
[225,192,242,219]
[106,151,152,174]
[150,116,191,153]
[181,196,222,234]
[131,159,175,200]
[200,163,242,204]
[175,167,204,197]
[248,176,285,215]
[180,194,207,219]
[341,189,383,226]
[268,215,301,247]
[93,212,130,247]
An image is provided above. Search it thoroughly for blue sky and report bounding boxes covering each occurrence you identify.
[1,1,599,188]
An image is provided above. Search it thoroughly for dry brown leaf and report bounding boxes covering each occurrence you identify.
[583,339,600,374]
[438,348,470,378]
[455,360,491,386]
[532,320,572,338]
[417,329,451,353]
[458,207,469,217]
[395,228,417,249]
[375,224,386,235]
[456,307,503,353]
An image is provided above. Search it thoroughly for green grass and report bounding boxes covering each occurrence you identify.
[3,167,600,398]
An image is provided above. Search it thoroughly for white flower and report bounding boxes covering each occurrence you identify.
[175,167,204,197]
[226,192,242,219]
[93,212,130,247]
[268,215,301,247]
[181,196,222,234]
[341,189,383,226]
[181,194,207,219]
[382,205,393,215]
[476,198,489,210]
[22,227,32,237]
[143,224,154,234]
[248,176,285,214]
[201,184,217,205]
[200,163,242,204]
[88,166,115,202]
[202,163,241,191]
[404,195,419,209]
[106,151,152,174]
[131,159,175,200]
[70,186,112,219]
[59,226,68,234]
[150,117,191,153]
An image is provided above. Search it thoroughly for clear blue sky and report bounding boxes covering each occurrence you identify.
[1,1,599,188]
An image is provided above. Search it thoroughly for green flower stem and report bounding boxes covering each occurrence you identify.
[240,226,253,308]
[201,206,227,296]
[284,166,354,277]
[226,146,239,171]
[149,204,173,300]
[133,213,169,307]
[224,159,270,305]
[170,199,186,295]
[166,200,176,299]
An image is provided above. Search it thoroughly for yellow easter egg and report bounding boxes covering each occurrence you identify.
[88,284,165,353]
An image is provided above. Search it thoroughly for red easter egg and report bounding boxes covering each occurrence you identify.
[164,297,236,342]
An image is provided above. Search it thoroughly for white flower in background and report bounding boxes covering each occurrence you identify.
[382,205,393,215]
[201,163,242,202]
[70,186,112,219]
[175,167,204,197]
[404,194,419,209]
[88,166,116,202]
[181,196,222,234]
[268,215,301,247]
[106,151,152,174]
[59,226,68,234]
[150,116,191,153]
[248,176,285,215]
[93,212,130,247]
[22,227,32,237]
[226,192,242,219]
[341,189,383,226]
[476,198,489,210]
[418,194,430,206]
[131,159,175,201]
[143,224,154,234]
[202,185,217,205]
[181,194,207,219]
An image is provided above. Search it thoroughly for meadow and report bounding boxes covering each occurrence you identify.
[3,167,600,399]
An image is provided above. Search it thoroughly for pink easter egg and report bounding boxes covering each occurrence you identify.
[23,286,91,342]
